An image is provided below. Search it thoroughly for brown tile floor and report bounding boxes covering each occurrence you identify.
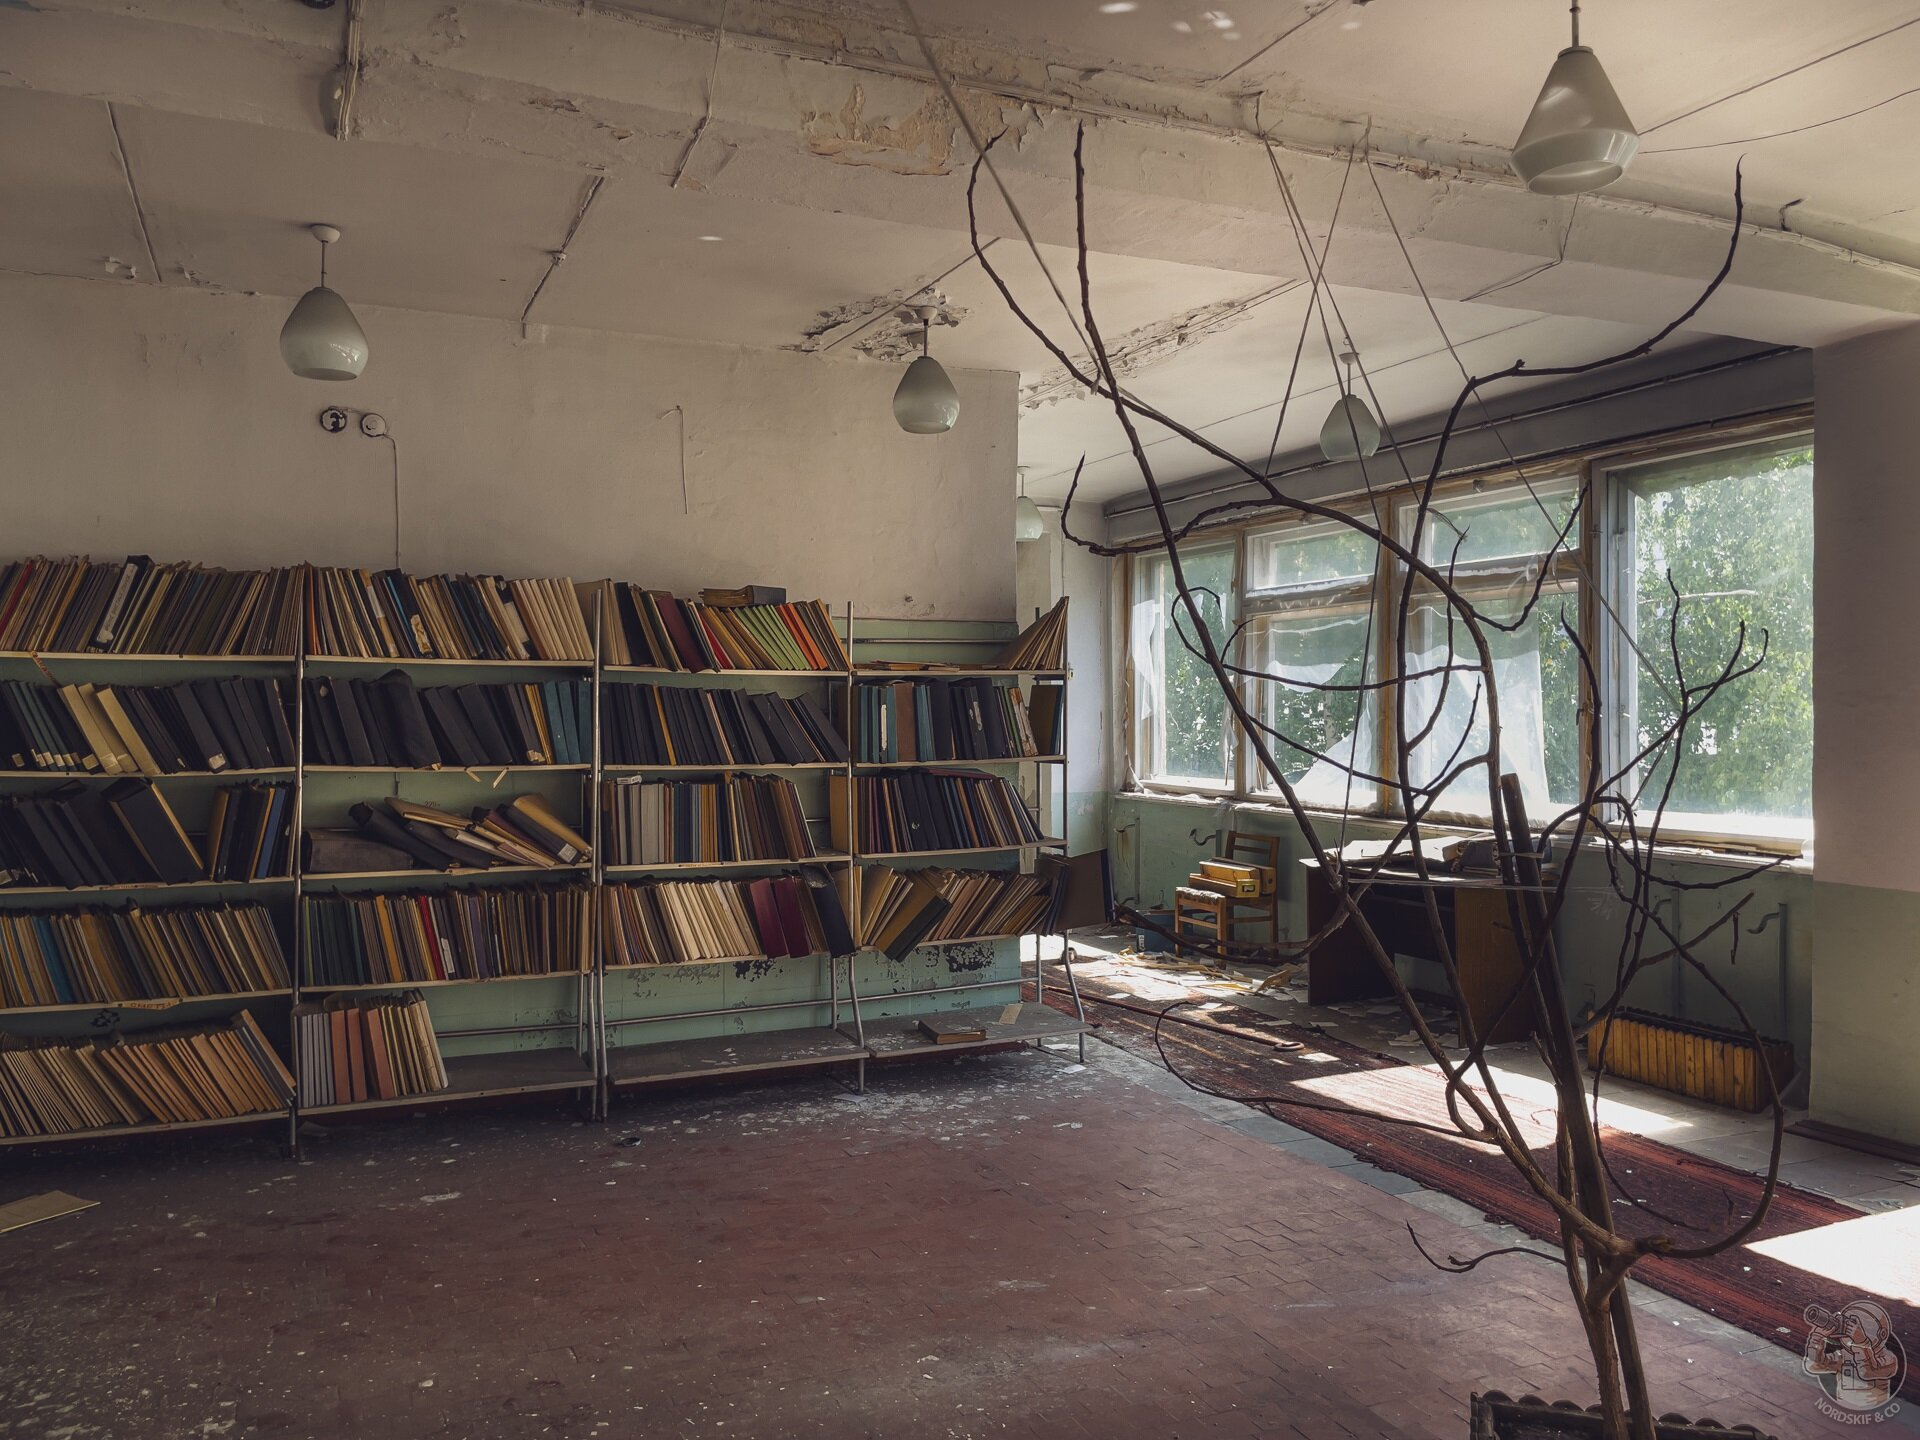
[0,1046,1872,1439]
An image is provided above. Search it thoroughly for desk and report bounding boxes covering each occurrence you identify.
[1302,859,1540,1045]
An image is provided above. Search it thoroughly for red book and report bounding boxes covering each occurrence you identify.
[772,877,813,958]
[414,895,447,980]
[745,878,785,956]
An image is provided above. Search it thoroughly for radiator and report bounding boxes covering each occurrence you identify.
[1585,1008,1795,1114]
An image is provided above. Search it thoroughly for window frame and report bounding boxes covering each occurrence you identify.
[1126,536,1241,796]
[1119,410,1814,856]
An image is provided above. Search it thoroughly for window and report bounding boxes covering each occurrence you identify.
[1122,420,1813,853]
[1242,521,1378,809]
[1605,437,1813,842]
[1403,479,1584,821]
[1129,543,1236,789]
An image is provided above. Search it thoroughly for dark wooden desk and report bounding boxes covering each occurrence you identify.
[1302,859,1539,1045]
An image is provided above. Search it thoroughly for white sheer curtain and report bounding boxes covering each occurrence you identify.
[1404,598,1552,818]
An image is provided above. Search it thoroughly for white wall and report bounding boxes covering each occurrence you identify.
[1809,323,1920,1143]
[0,273,1018,621]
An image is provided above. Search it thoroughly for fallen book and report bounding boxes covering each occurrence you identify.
[917,1016,988,1045]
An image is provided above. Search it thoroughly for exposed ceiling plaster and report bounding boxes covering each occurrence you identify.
[4,0,1918,514]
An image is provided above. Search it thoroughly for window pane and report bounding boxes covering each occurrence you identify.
[1418,482,1580,570]
[1621,439,1813,835]
[1248,521,1374,592]
[1247,609,1377,809]
[1131,546,1235,788]
[1406,590,1583,819]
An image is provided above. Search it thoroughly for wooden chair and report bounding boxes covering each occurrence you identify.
[1173,830,1282,958]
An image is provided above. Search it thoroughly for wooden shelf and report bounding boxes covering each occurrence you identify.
[0,767,296,781]
[0,987,292,1017]
[856,840,1061,861]
[853,756,1063,769]
[0,652,296,665]
[308,654,591,670]
[302,763,590,774]
[853,668,1065,680]
[855,1004,1088,1058]
[607,1026,861,1086]
[300,1048,595,1116]
[601,761,844,774]
[604,854,847,875]
[0,1107,287,1149]
[604,666,846,679]
[0,876,295,898]
[300,971,586,992]
[303,865,590,884]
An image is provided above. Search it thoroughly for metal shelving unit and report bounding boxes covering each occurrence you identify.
[0,595,1085,1149]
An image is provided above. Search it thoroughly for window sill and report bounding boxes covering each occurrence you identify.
[1117,788,1813,874]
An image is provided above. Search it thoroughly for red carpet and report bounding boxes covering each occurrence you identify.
[1046,974,1920,1399]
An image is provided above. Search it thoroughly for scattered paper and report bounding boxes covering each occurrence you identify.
[0,1191,97,1236]
[997,1003,1023,1024]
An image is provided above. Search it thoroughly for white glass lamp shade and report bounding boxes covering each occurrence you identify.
[1319,393,1381,462]
[1014,495,1046,542]
[893,355,960,434]
[1512,46,1639,195]
[280,285,368,381]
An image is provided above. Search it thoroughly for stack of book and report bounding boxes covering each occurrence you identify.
[602,874,832,966]
[852,679,1058,763]
[0,557,304,657]
[304,673,590,768]
[601,775,818,865]
[831,771,1044,855]
[305,795,591,876]
[0,901,290,1008]
[301,882,590,986]
[293,992,448,1108]
[602,684,847,767]
[0,1010,294,1138]
[846,865,1063,957]
[0,677,295,775]
[992,597,1069,670]
[0,778,292,888]
[306,568,595,661]
[596,584,848,671]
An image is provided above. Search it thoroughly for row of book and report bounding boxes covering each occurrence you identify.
[306,674,589,769]
[0,558,304,657]
[602,684,847,769]
[299,883,590,987]
[293,993,448,1108]
[306,795,591,876]
[852,679,1059,764]
[0,1011,294,1139]
[994,597,1069,670]
[0,901,290,1010]
[0,780,292,889]
[829,772,1045,855]
[599,586,849,672]
[0,677,294,775]
[845,865,1064,959]
[602,873,845,966]
[307,569,596,662]
[600,776,818,867]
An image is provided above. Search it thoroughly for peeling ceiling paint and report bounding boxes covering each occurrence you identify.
[1021,279,1306,409]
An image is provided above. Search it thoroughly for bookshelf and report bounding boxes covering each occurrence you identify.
[0,574,1084,1149]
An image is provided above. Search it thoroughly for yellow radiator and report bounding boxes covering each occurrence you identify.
[1585,1008,1794,1114]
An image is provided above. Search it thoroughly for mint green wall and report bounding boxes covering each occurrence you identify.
[1110,792,1814,1077]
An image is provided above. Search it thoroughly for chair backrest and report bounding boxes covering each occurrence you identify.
[1225,831,1280,872]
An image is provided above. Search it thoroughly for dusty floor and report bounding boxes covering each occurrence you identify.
[0,1038,1895,1440]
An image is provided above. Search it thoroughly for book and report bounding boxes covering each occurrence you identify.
[600,873,828,966]
[0,901,289,1009]
[0,558,301,657]
[918,1016,987,1044]
[843,865,1062,950]
[991,597,1068,671]
[699,585,786,608]
[829,771,1045,855]
[300,882,591,986]
[303,674,589,770]
[600,775,819,866]
[304,569,595,661]
[294,992,447,1109]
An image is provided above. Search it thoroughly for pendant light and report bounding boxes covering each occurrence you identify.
[1014,467,1045,542]
[1511,0,1638,195]
[280,223,368,381]
[892,304,960,434]
[1318,352,1381,462]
